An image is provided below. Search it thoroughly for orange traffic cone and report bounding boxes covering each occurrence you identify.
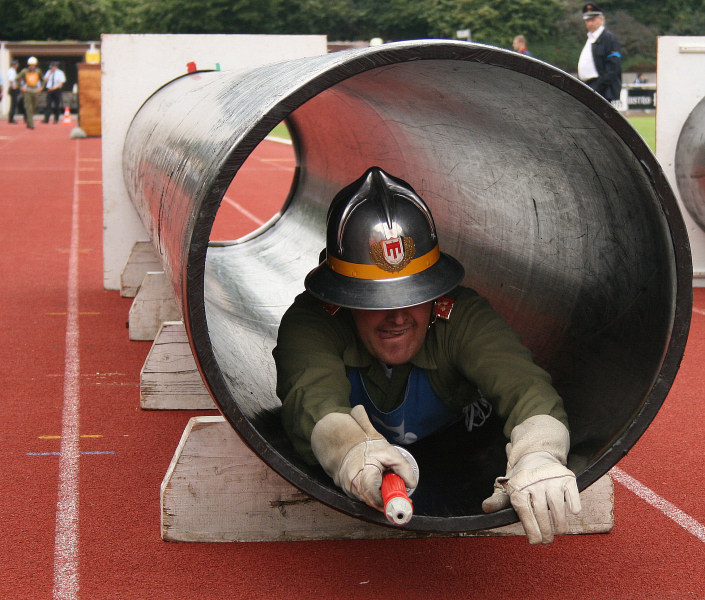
[62,106,72,125]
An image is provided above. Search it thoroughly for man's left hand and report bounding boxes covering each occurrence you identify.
[482,414,581,544]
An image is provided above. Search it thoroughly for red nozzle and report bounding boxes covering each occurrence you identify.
[382,472,413,525]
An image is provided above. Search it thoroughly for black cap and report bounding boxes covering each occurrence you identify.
[50,61,60,67]
[582,2,604,19]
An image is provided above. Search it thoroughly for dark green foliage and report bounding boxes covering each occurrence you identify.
[1,0,703,71]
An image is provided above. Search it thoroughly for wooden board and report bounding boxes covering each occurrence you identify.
[128,271,181,341]
[120,241,162,298]
[77,62,101,137]
[141,321,216,410]
[161,416,615,543]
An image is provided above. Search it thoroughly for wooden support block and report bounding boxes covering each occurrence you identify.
[77,62,102,137]
[161,416,614,543]
[141,321,217,410]
[120,241,163,298]
[128,271,182,341]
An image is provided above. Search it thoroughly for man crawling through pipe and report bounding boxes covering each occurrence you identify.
[273,167,580,544]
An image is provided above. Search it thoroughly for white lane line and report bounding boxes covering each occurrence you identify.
[611,467,705,543]
[52,141,82,600]
[221,196,267,227]
[254,155,294,172]
[29,452,114,456]
[693,307,705,316]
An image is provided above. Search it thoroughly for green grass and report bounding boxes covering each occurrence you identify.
[268,122,291,140]
[627,115,656,151]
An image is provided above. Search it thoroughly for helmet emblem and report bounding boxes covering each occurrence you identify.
[382,238,404,264]
[370,236,416,272]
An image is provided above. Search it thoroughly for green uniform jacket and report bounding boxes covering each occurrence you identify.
[273,286,567,464]
[16,67,44,93]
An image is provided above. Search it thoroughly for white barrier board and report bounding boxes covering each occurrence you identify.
[101,34,327,290]
[656,36,705,285]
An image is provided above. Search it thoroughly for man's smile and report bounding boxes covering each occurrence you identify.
[377,326,412,338]
[352,303,432,365]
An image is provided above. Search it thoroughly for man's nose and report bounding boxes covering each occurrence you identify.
[385,309,408,324]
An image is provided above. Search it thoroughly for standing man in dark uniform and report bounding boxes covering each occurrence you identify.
[43,61,66,124]
[577,3,622,102]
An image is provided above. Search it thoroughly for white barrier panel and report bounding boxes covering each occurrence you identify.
[101,34,327,291]
[656,36,705,285]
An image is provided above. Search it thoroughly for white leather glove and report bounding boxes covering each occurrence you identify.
[482,414,581,544]
[310,405,418,510]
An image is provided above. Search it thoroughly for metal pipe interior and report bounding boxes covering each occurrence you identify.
[123,40,691,532]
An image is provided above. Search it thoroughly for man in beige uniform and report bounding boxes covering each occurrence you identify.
[15,56,43,129]
[274,167,581,544]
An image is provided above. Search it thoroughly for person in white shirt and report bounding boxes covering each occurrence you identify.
[7,59,25,124]
[577,2,622,102]
[43,61,67,124]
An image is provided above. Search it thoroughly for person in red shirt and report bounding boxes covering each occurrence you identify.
[512,35,532,57]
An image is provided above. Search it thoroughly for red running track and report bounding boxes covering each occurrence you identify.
[0,120,704,599]
[210,138,296,241]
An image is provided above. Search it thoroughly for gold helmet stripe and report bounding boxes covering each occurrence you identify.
[327,245,440,280]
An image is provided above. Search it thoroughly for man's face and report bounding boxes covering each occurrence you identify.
[584,15,604,33]
[351,302,433,366]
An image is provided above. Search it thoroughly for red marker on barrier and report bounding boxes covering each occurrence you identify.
[382,472,414,525]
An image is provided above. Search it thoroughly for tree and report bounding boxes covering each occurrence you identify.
[125,0,281,34]
[355,0,432,41]
[426,0,568,47]
[0,0,687,70]
[277,0,361,40]
[600,0,705,34]
[4,0,122,40]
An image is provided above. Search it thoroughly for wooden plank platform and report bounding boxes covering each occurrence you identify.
[120,241,163,298]
[128,271,181,341]
[161,416,614,543]
[141,321,217,410]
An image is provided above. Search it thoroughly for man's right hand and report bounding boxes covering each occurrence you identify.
[311,405,417,510]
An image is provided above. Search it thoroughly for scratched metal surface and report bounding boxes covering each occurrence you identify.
[676,95,705,231]
[122,40,691,531]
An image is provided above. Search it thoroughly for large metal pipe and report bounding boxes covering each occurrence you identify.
[676,95,705,231]
[123,40,691,532]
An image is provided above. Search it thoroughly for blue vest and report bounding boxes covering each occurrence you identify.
[348,366,457,445]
